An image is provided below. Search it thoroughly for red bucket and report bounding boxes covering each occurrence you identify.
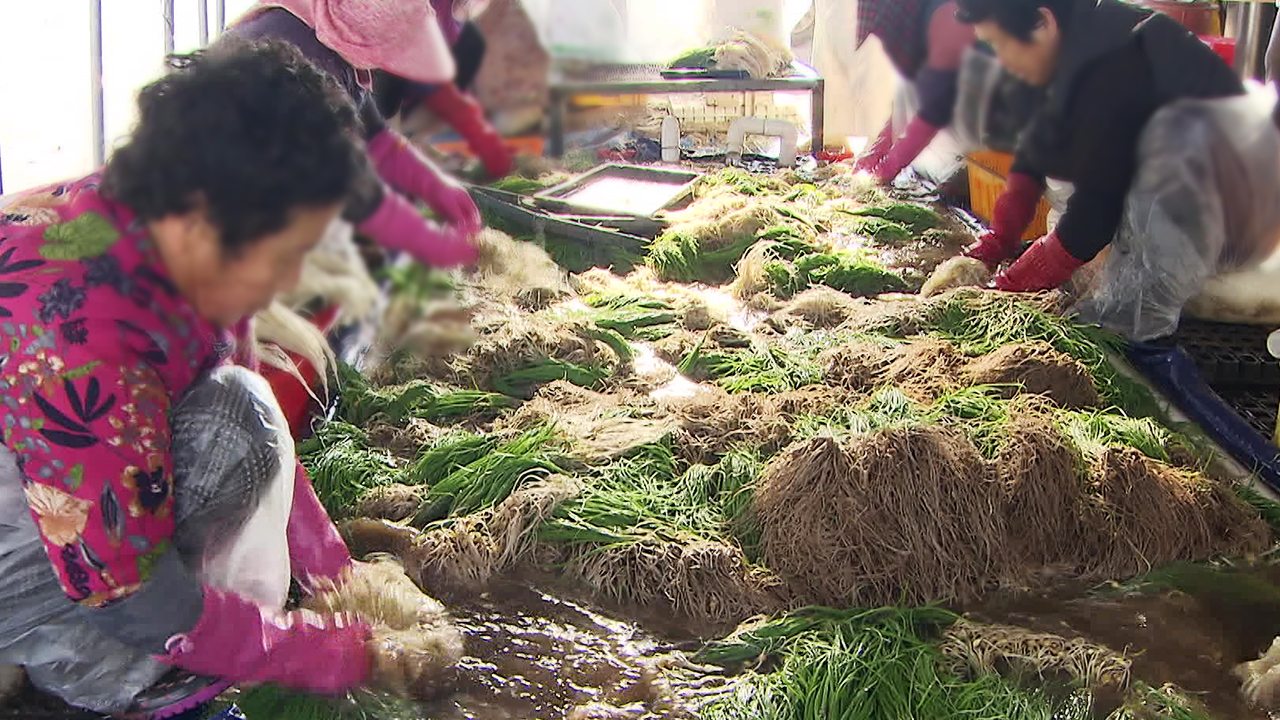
[1201,35,1237,68]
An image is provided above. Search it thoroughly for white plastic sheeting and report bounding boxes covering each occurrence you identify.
[806,0,899,142]
[521,0,802,64]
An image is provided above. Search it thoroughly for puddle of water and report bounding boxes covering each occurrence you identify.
[424,580,697,720]
[695,287,764,333]
[969,565,1280,720]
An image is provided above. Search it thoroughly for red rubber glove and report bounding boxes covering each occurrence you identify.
[367,128,482,236]
[356,186,479,268]
[874,116,941,184]
[991,230,1085,292]
[964,172,1045,268]
[424,83,513,179]
[288,464,355,592]
[162,585,372,695]
[853,123,895,173]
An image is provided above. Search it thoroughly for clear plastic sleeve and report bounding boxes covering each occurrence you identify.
[0,365,295,713]
[1070,84,1280,341]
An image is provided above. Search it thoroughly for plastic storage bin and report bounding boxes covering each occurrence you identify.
[964,150,1051,240]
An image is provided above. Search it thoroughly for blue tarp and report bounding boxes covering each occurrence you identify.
[1127,341,1280,492]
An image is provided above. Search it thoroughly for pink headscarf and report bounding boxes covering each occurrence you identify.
[244,0,455,84]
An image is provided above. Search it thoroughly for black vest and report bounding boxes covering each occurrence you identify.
[1016,0,1242,179]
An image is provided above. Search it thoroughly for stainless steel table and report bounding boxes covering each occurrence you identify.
[545,60,825,157]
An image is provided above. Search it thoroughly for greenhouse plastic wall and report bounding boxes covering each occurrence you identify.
[0,0,227,194]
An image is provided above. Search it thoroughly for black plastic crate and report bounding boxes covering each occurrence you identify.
[1214,385,1279,440]
[1175,319,1279,388]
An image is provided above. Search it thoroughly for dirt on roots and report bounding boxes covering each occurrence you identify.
[821,338,1103,407]
[565,539,788,630]
[966,341,1100,409]
[755,423,1271,608]
[756,427,1007,608]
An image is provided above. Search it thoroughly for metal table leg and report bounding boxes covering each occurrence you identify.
[810,79,825,155]
[1226,0,1268,80]
[548,90,567,158]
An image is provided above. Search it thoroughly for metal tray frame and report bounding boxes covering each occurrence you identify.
[532,164,702,219]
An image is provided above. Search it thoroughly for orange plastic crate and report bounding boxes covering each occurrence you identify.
[964,151,1050,241]
[433,135,545,158]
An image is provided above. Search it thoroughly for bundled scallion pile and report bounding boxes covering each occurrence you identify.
[286,162,1280,720]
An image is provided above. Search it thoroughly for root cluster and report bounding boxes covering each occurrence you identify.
[756,423,1269,608]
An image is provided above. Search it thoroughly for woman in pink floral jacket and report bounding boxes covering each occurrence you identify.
[0,39,378,719]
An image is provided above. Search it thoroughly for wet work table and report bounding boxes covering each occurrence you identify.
[545,60,825,158]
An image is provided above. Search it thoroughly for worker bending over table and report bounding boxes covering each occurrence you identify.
[854,0,977,183]
[958,0,1280,342]
[374,0,513,180]
[222,0,484,271]
[0,41,384,720]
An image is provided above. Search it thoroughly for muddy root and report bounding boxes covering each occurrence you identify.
[658,388,791,465]
[940,618,1132,689]
[304,556,464,700]
[1086,449,1270,579]
[998,417,1095,569]
[403,517,501,595]
[567,539,786,628]
[756,428,1007,607]
[775,287,861,329]
[965,342,1100,409]
[488,475,583,568]
[356,484,430,523]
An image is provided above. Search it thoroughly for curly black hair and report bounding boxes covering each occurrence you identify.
[955,0,1075,41]
[103,38,365,253]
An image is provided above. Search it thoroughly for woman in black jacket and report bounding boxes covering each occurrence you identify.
[955,0,1274,341]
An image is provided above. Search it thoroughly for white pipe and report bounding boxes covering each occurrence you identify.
[726,116,799,168]
[198,0,210,45]
[215,0,226,34]
[661,116,680,163]
[163,0,175,55]
[90,0,105,167]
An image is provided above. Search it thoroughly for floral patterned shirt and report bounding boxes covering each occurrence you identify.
[0,176,241,607]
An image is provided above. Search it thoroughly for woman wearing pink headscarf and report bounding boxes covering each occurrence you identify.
[373,0,513,180]
[222,0,484,270]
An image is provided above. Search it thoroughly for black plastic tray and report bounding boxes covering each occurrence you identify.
[1175,318,1279,388]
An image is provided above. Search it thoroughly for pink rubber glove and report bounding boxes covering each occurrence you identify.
[874,116,941,184]
[356,185,479,268]
[367,128,482,236]
[991,230,1085,292]
[853,123,895,173]
[964,172,1044,268]
[425,83,513,179]
[288,464,355,592]
[162,585,372,695]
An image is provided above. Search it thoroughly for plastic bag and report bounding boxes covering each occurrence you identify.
[953,44,1044,155]
[0,366,296,713]
[1070,85,1280,341]
[171,365,296,610]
